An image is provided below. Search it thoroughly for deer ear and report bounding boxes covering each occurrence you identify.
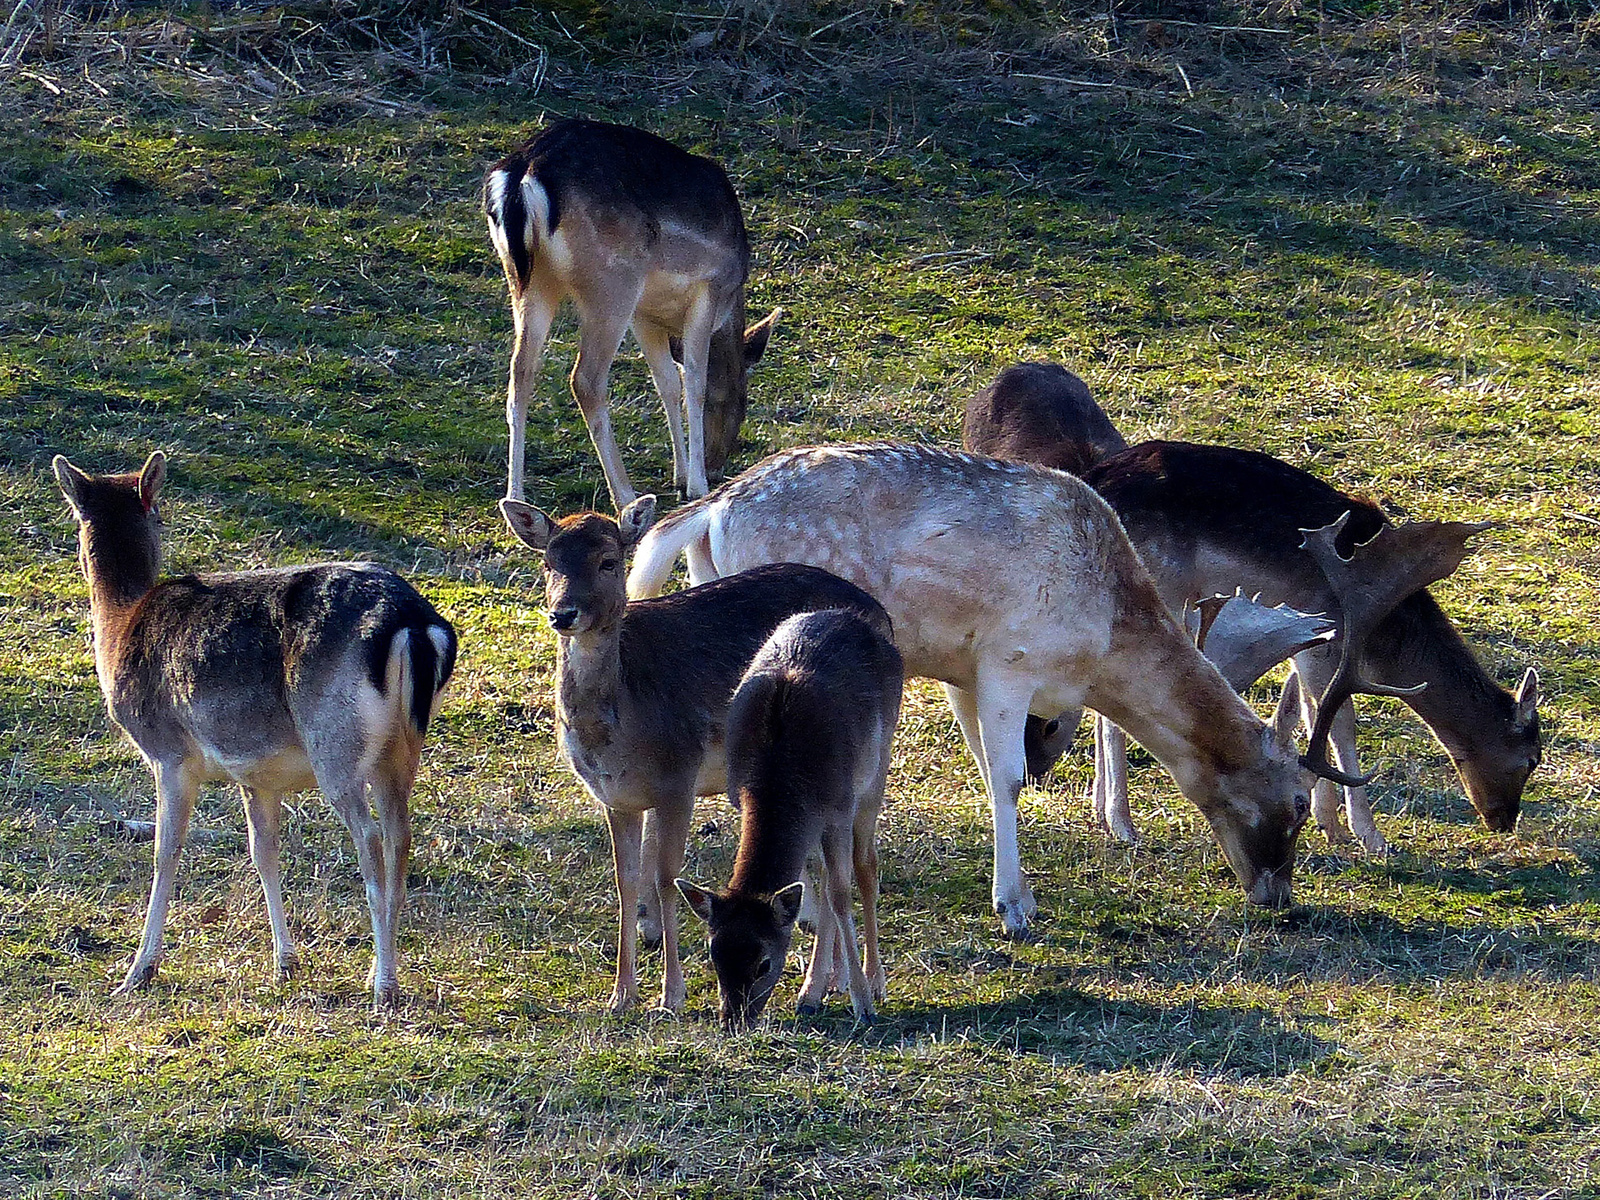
[1270,672,1304,753]
[138,451,167,512]
[676,879,717,925]
[1514,667,1539,728]
[617,495,657,547]
[53,455,92,517]
[771,881,805,928]
[500,499,556,552]
[743,307,781,368]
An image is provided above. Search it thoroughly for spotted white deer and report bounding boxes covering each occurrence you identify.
[962,364,1542,852]
[629,442,1333,935]
[499,494,889,1012]
[484,117,780,507]
[55,452,457,1007]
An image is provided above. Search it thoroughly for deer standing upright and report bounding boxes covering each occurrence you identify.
[499,494,889,1012]
[962,363,1541,851]
[629,442,1330,934]
[54,452,457,1007]
[678,608,902,1028]
[484,118,779,507]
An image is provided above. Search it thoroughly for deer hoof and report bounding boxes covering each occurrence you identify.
[113,960,159,996]
[275,949,302,982]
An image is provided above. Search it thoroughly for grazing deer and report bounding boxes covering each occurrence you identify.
[962,362,1127,476]
[484,117,780,507]
[629,442,1330,934]
[498,494,889,1013]
[960,366,1542,851]
[677,608,902,1028]
[54,452,457,1007]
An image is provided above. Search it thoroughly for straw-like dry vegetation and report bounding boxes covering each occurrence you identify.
[2,1,1598,1196]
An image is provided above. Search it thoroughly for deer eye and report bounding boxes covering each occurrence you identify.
[755,957,772,978]
[598,559,619,573]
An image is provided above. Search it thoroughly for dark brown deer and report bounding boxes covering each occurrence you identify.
[677,607,902,1028]
[499,494,890,1012]
[485,117,780,507]
[628,442,1333,934]
[962,364,1541,851]
[962,362,1127,476]
[54,452,457,1007]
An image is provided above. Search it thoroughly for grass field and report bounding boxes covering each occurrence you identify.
[2,2,1599,1196]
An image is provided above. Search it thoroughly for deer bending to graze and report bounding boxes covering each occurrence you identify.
[485,117,780,507]
[499,494,890,1013]
[961,366,1541,852]
[677,608,902,1028]
[54,452,457,1007]
[629,442,1329,934]
[962,362,1127,477]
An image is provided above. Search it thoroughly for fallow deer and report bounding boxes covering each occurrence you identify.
[499,494,889,1012]
[960,365,1542,851]
[484,117,780,507]
[628,442,1326,935]
[677,607,902,1028]
[54,452,457,1007]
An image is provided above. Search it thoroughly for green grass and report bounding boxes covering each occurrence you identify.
[2,3,1599,1196]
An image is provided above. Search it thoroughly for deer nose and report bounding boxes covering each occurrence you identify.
[548,606,580,632]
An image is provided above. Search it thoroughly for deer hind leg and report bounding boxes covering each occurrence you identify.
[321,773,401,1008]
[644,797,692,1013]
[367,747,418,1006]
[634,321,691,498]
[116,758,200,995]
[571,293,643,511]
[603,807,646,1014]
[635,809,664,949]
[242,785,299,980]
[674,290,719,500]
[976,673,1048,939]
[505,289,556,502]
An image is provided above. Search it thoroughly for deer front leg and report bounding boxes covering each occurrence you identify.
[505,290,555,502]
[1293,654,1361,848]
[604,807,646,1014]
[1097,718,1137,844]
[645,797,693,1013]
[822,821,874,1022]
[1325,698,1387,854]
[242,786,299,981]
[116,759,199,996]
[853,794,887,1005]
[975,674,1042,939]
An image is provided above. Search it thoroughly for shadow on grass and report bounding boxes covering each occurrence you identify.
[864,987,1334,1076]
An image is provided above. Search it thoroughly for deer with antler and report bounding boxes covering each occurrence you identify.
[485,117,780,507]
[628,442,1333,934]
[964,363,1541,851]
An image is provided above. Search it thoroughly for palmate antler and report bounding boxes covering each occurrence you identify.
[1298,512,1495,786]
[1184,591,1336,693]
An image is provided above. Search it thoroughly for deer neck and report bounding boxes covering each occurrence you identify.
[555,626,625,746]
[726,788,813,898]
[1088,601,1264,798]
[78,527,157,688]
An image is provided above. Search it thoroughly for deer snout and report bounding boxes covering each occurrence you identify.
[548,605,581,632]
[1246,868,1293,909]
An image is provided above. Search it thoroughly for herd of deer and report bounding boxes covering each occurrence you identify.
[52,118,1543,1028]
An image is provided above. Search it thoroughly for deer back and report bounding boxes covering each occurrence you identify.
[963,362,1129,476]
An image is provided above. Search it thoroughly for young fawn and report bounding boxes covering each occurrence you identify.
[678,607,902,1028]
[55,452,457,1006]
[499,494,889,1013]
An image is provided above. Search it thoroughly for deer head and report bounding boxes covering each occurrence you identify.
[677,879,804,1029]
[500,496,656,635]
[54,451,168,603]
[1299,512,1494,787]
